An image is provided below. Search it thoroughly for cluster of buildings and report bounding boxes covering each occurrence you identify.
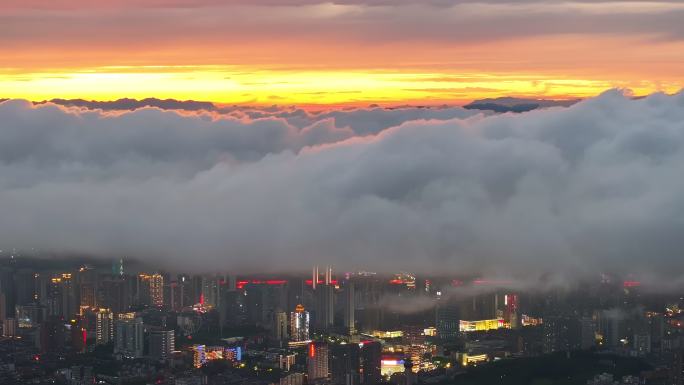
[0,257,683,384]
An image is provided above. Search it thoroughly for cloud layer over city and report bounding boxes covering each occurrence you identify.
[1,90,684,277]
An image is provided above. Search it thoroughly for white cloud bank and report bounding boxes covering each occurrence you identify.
[1,90,683,277]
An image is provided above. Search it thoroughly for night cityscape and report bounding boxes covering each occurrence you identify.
[0,254,681,385]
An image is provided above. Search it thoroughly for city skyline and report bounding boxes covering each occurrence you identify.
[0,253,678,384]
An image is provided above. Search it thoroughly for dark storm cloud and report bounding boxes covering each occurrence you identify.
[1,90,684,277]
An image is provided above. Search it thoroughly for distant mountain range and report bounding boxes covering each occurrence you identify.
[1,96,581,113]
[36,97,217,111]
[464,97,580,113]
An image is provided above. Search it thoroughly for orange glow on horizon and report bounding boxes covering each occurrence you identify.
[1,65,681,107]
[1,2,683,106]
[1,32,683,106]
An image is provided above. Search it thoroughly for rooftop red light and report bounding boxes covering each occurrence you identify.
[305,279,338,286]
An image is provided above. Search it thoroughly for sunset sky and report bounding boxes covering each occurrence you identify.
[2,0,683,105]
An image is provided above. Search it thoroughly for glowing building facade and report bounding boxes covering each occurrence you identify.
[290,304,310,342]
[459,319,505,333]
[95,308,114,345]
[150,274,164,307]
[307,342,329,383]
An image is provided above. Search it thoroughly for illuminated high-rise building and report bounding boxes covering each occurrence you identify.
[193,344,206,368]
[47,273,77,318]
[96,308,114,345]
[503,294,519,329]
[76,265,98,309]
[139,273,164,307]
[307,342,329,383]
[79,283,96,308]
[290,304,310,342]
[150,274,164,307]
[149,330,175,361]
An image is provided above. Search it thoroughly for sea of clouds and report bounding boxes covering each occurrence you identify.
[1,90,683,279]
